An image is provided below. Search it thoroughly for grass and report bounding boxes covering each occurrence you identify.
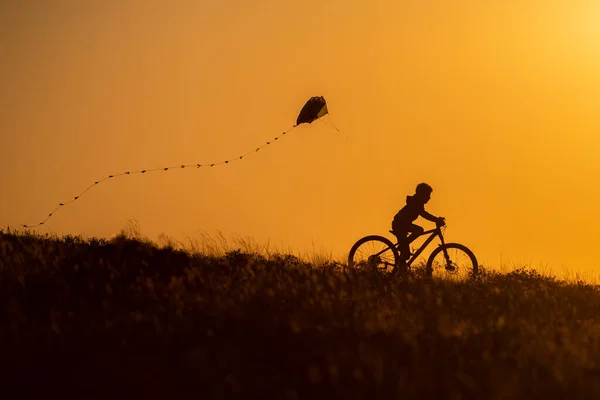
[1,227,600,399]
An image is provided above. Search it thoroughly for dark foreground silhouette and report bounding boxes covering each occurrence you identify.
[1,230,600,399]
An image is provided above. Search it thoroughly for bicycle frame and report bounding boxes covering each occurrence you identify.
[392,226,447,267]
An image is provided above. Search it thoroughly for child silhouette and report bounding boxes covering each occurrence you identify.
[391,183,445,266]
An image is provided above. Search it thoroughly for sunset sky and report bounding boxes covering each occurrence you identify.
[1,0,599,275]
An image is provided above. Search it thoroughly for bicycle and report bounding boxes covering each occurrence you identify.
[347,220,478,279]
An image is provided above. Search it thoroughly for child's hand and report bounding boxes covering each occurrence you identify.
[436,217,446,227]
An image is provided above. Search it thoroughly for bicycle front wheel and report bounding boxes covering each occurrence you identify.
[347,235,399,276]
[425,243,478,280]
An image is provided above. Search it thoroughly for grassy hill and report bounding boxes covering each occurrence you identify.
[1,229,599,399]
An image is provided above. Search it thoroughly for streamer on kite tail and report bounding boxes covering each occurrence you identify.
[22,96,332,228]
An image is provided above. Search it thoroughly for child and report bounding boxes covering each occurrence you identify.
[392,182,445,264]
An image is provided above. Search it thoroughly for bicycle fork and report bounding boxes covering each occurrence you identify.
[437,233,456,271]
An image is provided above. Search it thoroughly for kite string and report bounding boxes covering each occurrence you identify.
[23,125,299,228]
[317,118,339,132]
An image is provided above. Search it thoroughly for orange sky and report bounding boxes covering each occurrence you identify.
[1,0,599,275]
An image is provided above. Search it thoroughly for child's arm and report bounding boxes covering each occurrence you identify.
[421,210,441,223]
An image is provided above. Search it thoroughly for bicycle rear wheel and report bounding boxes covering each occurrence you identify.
[347,235,399,276]
[425,243,478,280]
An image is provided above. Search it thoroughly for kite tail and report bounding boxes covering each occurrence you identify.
[22,125,299,228]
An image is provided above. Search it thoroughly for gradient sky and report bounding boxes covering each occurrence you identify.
[1,0,599,275]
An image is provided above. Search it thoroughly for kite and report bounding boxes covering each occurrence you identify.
[22,96,334,228]
[296,96,328,125]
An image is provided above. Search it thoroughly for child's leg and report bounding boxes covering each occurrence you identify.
[392,230,411,262]
[396,224,424,263]
[391,225,408,261]
[392,221,421,263]
[405,224,424,245]
[398,237,410,262]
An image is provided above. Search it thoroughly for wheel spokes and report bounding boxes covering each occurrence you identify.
[351,240,396,274]
[429,247,474,280]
